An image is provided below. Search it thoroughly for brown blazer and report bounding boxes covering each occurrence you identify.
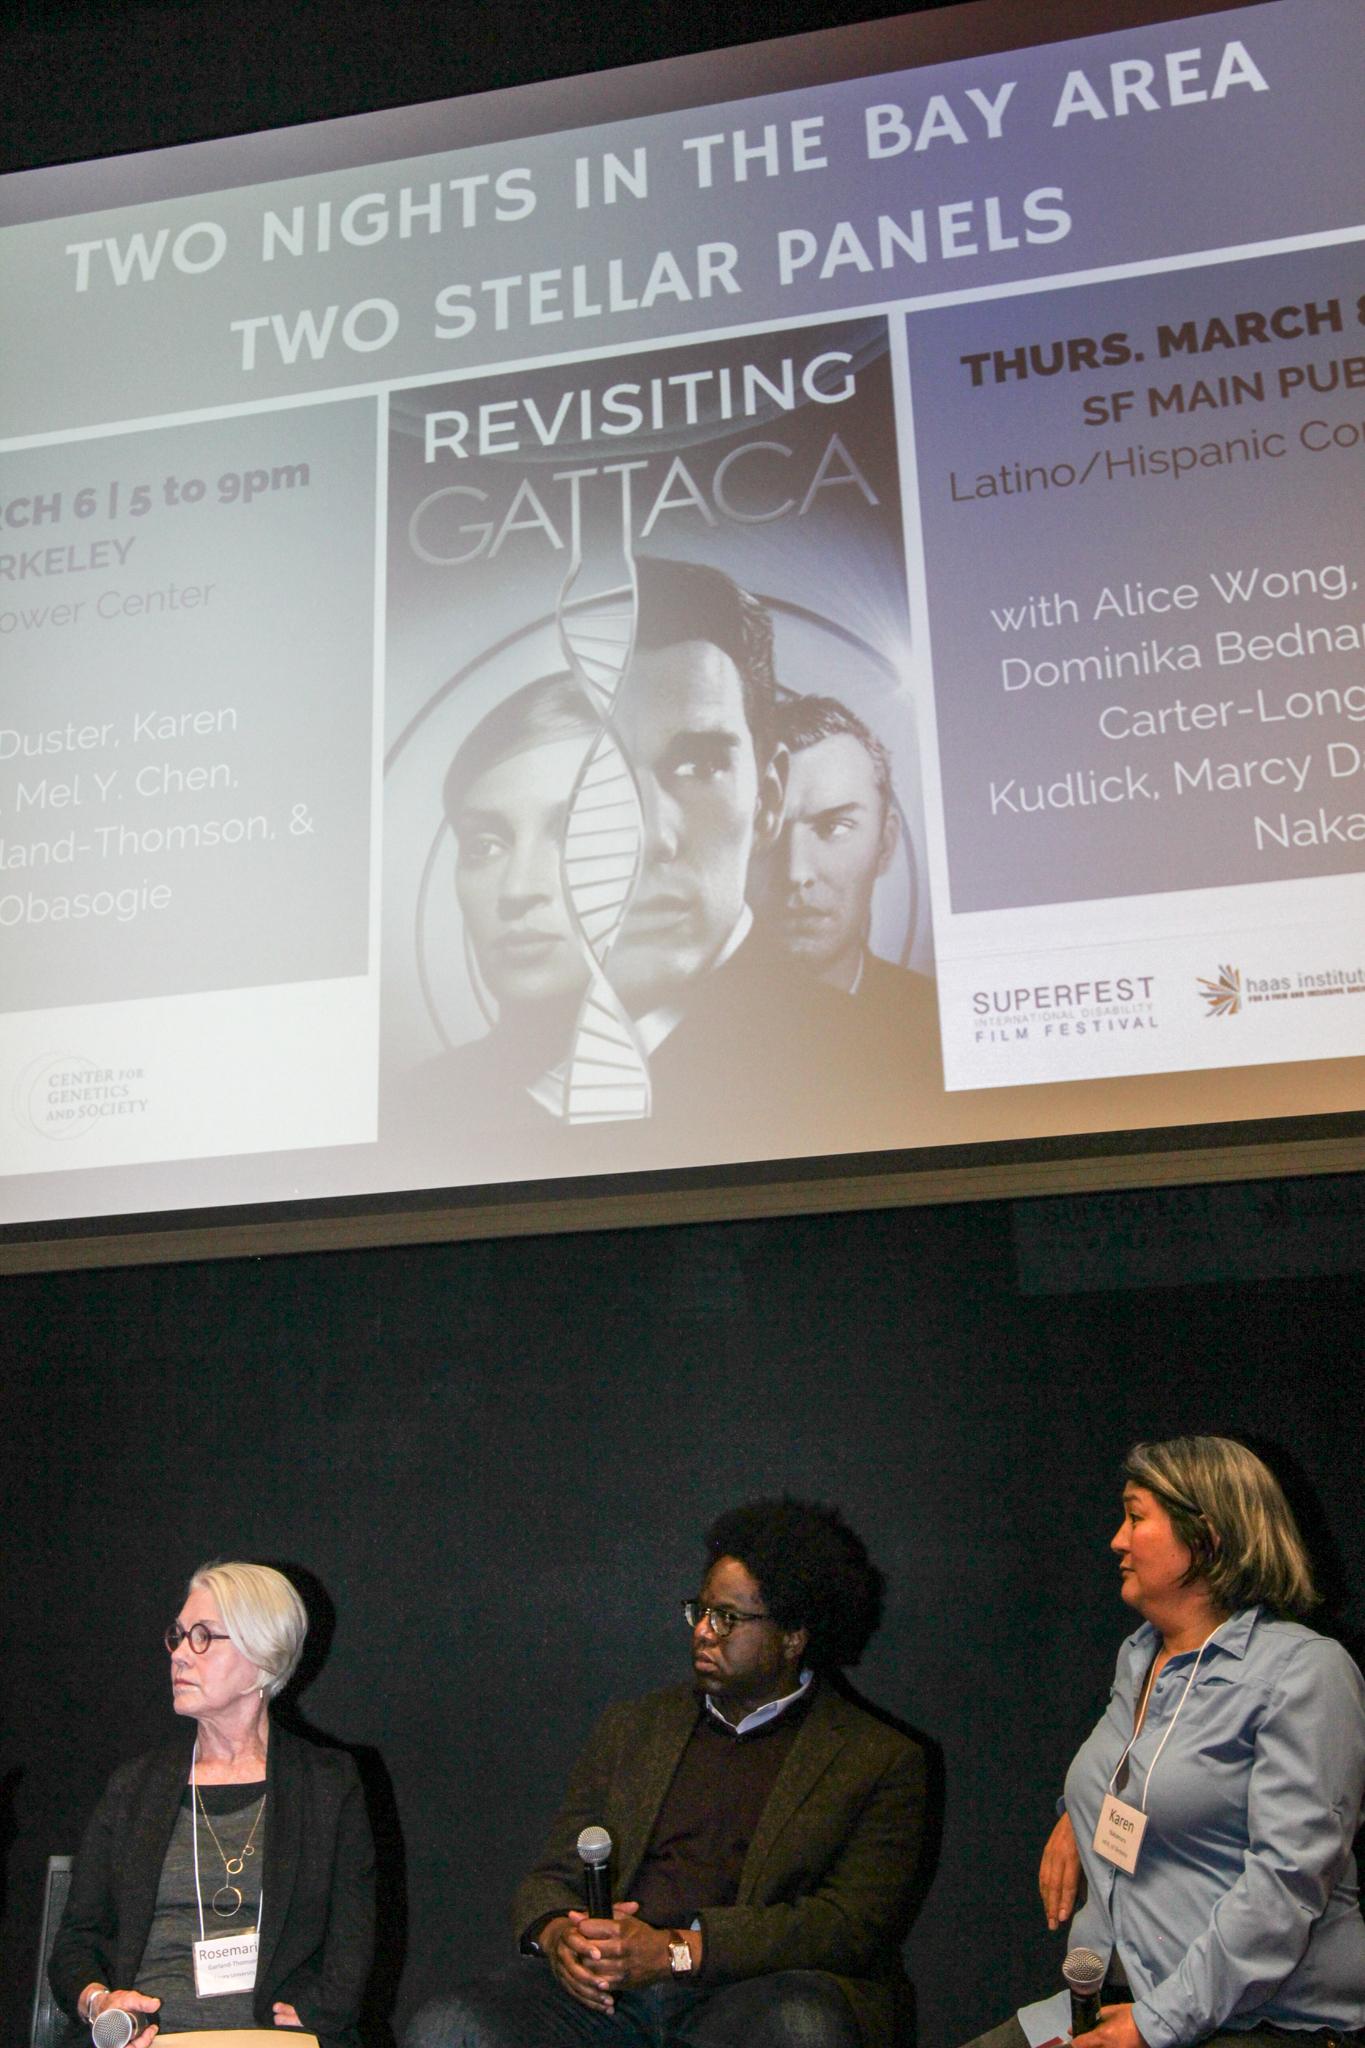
[514,1681,926,2048]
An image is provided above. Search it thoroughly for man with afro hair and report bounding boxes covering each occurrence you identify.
[409,1497,924,2048]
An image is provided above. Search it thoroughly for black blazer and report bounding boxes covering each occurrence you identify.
[49,1724,375,2048]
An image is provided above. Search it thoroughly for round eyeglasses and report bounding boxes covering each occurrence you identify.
[681,1598,772,1640]
[165,1622,231,1654]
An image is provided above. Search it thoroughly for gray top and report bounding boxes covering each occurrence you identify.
[137,1782,266,2032]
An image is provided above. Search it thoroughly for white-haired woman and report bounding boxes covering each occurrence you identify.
[50,1561,374,2048]
[965,1436,1365,2048]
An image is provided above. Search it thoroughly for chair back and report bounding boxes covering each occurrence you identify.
[31,1855,75,2048]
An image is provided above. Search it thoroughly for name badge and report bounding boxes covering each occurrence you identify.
[1093,1794,1148,1873]
[192,1926,259,1998]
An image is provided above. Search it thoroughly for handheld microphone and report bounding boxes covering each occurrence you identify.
[1062,1948,1105,2039]
[91,2010,140,2048]
[576,1824,613,1919]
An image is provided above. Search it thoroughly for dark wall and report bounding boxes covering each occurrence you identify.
[3,1193,1362,2047]
[1,0,923,176]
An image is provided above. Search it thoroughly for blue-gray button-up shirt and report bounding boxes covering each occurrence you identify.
[1065,1605,1365,2048]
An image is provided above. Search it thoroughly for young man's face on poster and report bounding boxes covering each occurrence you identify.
[761,731,897,988]
[605,637,783,1012]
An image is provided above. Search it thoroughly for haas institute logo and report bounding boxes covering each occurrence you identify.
[1197,964,1242,1018]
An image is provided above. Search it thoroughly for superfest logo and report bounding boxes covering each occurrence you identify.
[12,1050,152,1138]
[969,972,1158,1045]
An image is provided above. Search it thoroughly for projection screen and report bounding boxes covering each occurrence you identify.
[2,0,1363,1269]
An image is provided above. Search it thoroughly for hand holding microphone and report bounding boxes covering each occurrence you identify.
[539,1828,620,2014]
[571,1828,669,1999]
[87,1990,160,2048]
[92,2010,142,2048]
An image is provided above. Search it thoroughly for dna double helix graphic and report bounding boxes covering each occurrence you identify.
[554,541,653,1123]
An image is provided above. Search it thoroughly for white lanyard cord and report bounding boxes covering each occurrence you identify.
[1107,1623,1220,1812]
[1107,1658,1158,1798]
[191,1742,205,1946]
[190,1740,264,1943]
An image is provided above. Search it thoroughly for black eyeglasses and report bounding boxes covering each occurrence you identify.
[165,1622,231,1654]
[681,1598,772,1640]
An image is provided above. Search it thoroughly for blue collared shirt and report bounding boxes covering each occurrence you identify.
[1063,1607,1365,2047]
[703,1666,813,1736]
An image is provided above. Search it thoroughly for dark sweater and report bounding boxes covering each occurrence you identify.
[630,1694,812,1926]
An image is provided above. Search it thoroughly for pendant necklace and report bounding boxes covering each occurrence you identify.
[195,1785,266,1918]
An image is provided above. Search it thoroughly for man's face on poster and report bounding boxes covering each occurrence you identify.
[454,736,591,1012]
[762,731,896,986]
[607,638,780,1010]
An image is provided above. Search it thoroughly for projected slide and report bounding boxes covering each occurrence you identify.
[1,0,1362,1234]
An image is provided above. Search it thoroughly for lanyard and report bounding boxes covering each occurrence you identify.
[1106,1622,1221,1813]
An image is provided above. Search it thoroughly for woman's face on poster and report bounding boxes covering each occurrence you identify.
[454,735,592,1012]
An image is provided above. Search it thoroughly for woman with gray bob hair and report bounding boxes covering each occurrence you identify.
[50,1559,373,2048]
[962,1435,1365,2048]
[189,1561,309,1701]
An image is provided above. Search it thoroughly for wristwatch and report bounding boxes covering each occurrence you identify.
[667,1932,694,1976]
